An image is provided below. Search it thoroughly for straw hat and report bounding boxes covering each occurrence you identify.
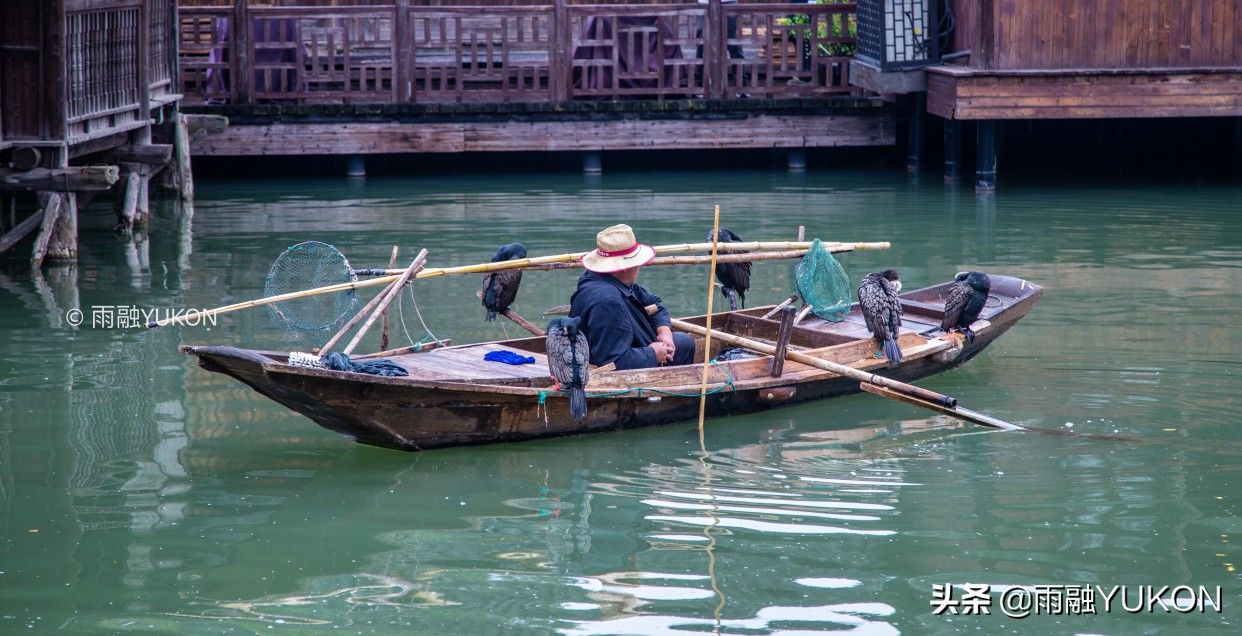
[581,224,656,273]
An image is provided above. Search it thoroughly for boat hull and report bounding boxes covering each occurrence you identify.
[184,277,1041,451]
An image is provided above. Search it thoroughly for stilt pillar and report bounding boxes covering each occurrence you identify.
[346,155,366,177]
[907,92,926,173]
[583,151,602,175]
[975,120,998,191]
[787,148,807,172]
[944,118,962,183]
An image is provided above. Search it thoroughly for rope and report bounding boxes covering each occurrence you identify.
[395,280,447,351]
[537,360,737,404]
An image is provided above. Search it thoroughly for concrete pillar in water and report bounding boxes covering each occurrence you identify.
[583,151,602,175]
[787,148,807,172]
[943,118,962,184]
[346,155,366,177]
[907,92,926,173]
[975,120,998,192]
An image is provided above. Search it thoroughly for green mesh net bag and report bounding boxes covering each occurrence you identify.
[794,239,851,322]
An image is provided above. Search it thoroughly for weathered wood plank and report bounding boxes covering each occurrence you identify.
[0,166,120,191]
[927,69,1242,120]
[191,114,894,156]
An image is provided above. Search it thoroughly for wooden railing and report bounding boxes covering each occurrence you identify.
[62,0,180,144]
[178,1,857,104]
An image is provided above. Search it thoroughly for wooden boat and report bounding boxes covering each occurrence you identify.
[183,275,1042,451]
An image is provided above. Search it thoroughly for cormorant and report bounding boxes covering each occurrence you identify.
[942,271,991,343]
[708,228,751,311]
[857,269,903,363]
[545,316,590,420]
[482,242,527,321]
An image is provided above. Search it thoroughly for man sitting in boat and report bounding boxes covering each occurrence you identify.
[570,224,696,370]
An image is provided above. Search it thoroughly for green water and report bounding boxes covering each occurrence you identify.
[2,170,1240,634]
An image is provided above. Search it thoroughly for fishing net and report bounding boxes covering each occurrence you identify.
[794,238,851,322]
[263,241,359,334]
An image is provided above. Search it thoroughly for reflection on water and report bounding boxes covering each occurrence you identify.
[1,172,1240,633]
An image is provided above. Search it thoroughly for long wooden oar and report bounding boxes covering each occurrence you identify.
[147,240,889,328]
[670,318,1026,431]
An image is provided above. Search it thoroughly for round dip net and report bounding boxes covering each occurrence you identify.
[263,241,359,335]
[794,238,851,322]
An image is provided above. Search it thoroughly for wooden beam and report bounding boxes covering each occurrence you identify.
[191,115,896,156]
[0,211,45,256]
[184,114,229,137]
[113,144,174,165]
[0,166,120,191]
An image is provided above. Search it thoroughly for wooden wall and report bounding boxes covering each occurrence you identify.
[950,0,1242,70]
[0,0,46,141]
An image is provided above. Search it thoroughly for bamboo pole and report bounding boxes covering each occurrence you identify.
[380,245,399,351]
[697,206,722,450]
[321,279,400,354]
[342,249,429,356]
[523,249,809,270]
[148,240,890,328]
[671,318,1026,431]
[365,241,888,276]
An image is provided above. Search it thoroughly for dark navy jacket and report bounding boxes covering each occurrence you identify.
[569,271,672,370]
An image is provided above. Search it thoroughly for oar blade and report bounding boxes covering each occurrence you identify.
[860,382,1025,431]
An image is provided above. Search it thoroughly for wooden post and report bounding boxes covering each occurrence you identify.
[976,120,998,191]
[906,92,926,173]
[706,0,725,100]
[768,305,796,377]
[31,194,64,267]
[174,113,195,207]
[117,170,141,233]
[395,0,411,102]
[944,118,962,183]
[583,151,602,175]
[380,245,399,351]
[44,0,66,141]
[552,0,570,102]
[787,148,806,171]
[235,0,252,104]
[33,192,78,265]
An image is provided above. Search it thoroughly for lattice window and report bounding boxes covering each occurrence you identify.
[66,8,141,122]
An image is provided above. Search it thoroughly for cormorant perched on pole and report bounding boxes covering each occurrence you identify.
[545,316,590,420]
[857,269,903,363]
[942,271,992,343]
[482,242,527,321]
[707,228,751,311]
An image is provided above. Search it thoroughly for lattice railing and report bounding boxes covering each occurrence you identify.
[568,4,705,99]
[150,0,175,93]
[177,1,858,104]
[179,7,234,102]
[411,8,555,102]
[250,7,397,101]
[66,6,143,140]
[723,3,857,98]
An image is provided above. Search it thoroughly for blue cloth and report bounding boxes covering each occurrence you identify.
[569,271,691,370]
[484,350,536,365]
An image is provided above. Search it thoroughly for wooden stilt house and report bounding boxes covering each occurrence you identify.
[0,0,193,266]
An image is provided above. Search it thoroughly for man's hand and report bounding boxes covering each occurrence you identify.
[656,326,676,361]
[649,340,674,366]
